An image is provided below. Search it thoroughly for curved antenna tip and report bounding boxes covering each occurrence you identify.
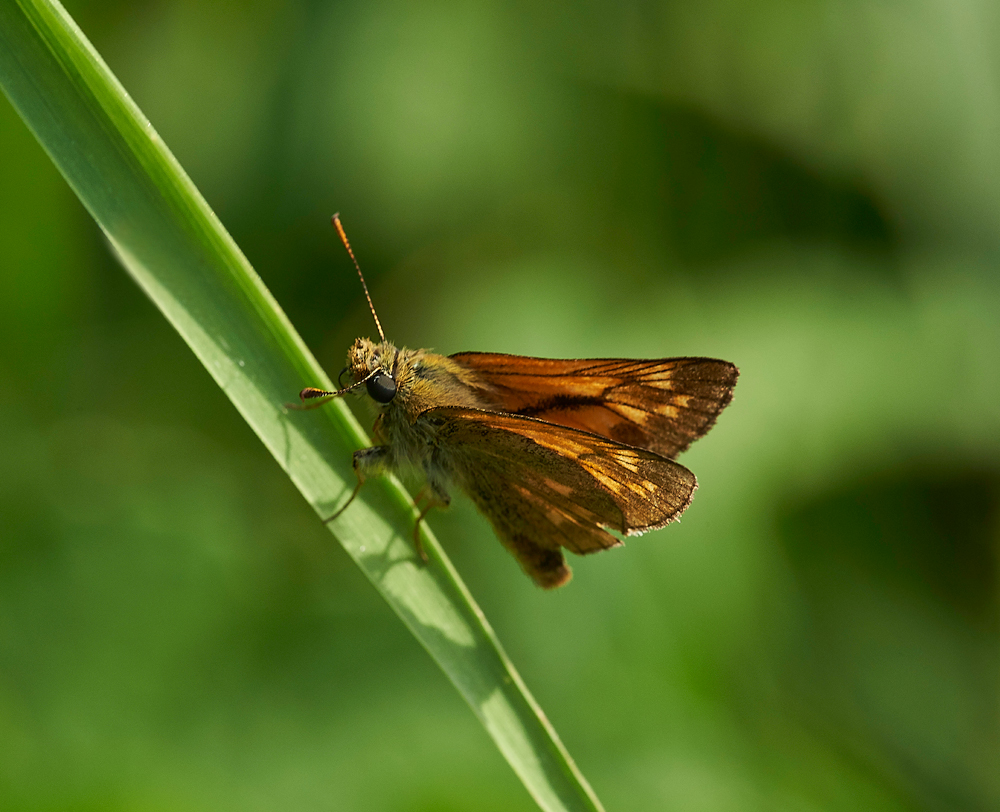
[331,215,386,343]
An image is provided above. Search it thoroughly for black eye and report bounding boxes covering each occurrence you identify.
[365,371,397,403]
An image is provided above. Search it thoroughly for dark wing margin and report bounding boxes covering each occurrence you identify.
[424,407,697,588]
[450,352,739,459]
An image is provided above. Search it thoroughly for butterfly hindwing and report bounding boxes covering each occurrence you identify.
[423,406,697,587]
[450,353,738,459]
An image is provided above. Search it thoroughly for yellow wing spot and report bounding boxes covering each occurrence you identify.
[628,481,653,498]
[612,450,640,473]
[610,402,666,425]
[541,477,575,498]
[513,484,568,526]
[586,467,624,495]
[513,482,602,526]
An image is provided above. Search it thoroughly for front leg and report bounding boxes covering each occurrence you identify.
[324,445,391,523]
[353,445,392,480]
[325,447,434,565]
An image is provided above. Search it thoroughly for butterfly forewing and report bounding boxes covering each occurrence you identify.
[451,353,738,459]
[425,407,697,588]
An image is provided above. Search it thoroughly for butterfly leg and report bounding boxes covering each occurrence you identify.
[323,446,390,523]
[324,478,362,523]
[412,484,450,562]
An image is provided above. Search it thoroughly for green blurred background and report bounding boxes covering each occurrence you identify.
[2,0,998,810]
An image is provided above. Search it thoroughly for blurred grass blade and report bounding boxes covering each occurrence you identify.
[0,1,604,810]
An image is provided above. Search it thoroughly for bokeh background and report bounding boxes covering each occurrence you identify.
[2,1,998,810]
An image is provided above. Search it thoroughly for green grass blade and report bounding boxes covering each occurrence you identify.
[0,2,604,809]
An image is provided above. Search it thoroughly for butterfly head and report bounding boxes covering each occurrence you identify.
[348,337,401,405]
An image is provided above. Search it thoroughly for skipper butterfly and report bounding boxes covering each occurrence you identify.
[295,216,738,588]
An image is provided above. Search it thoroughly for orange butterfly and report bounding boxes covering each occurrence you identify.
[296,216,738,588]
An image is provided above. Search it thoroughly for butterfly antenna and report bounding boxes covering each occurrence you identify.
[332,213,385,342]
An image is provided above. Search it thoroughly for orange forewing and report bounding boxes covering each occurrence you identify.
[450,353,739,460]
[424,407,698,588]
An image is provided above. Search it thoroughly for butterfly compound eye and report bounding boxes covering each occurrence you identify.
[365,371,397,403]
